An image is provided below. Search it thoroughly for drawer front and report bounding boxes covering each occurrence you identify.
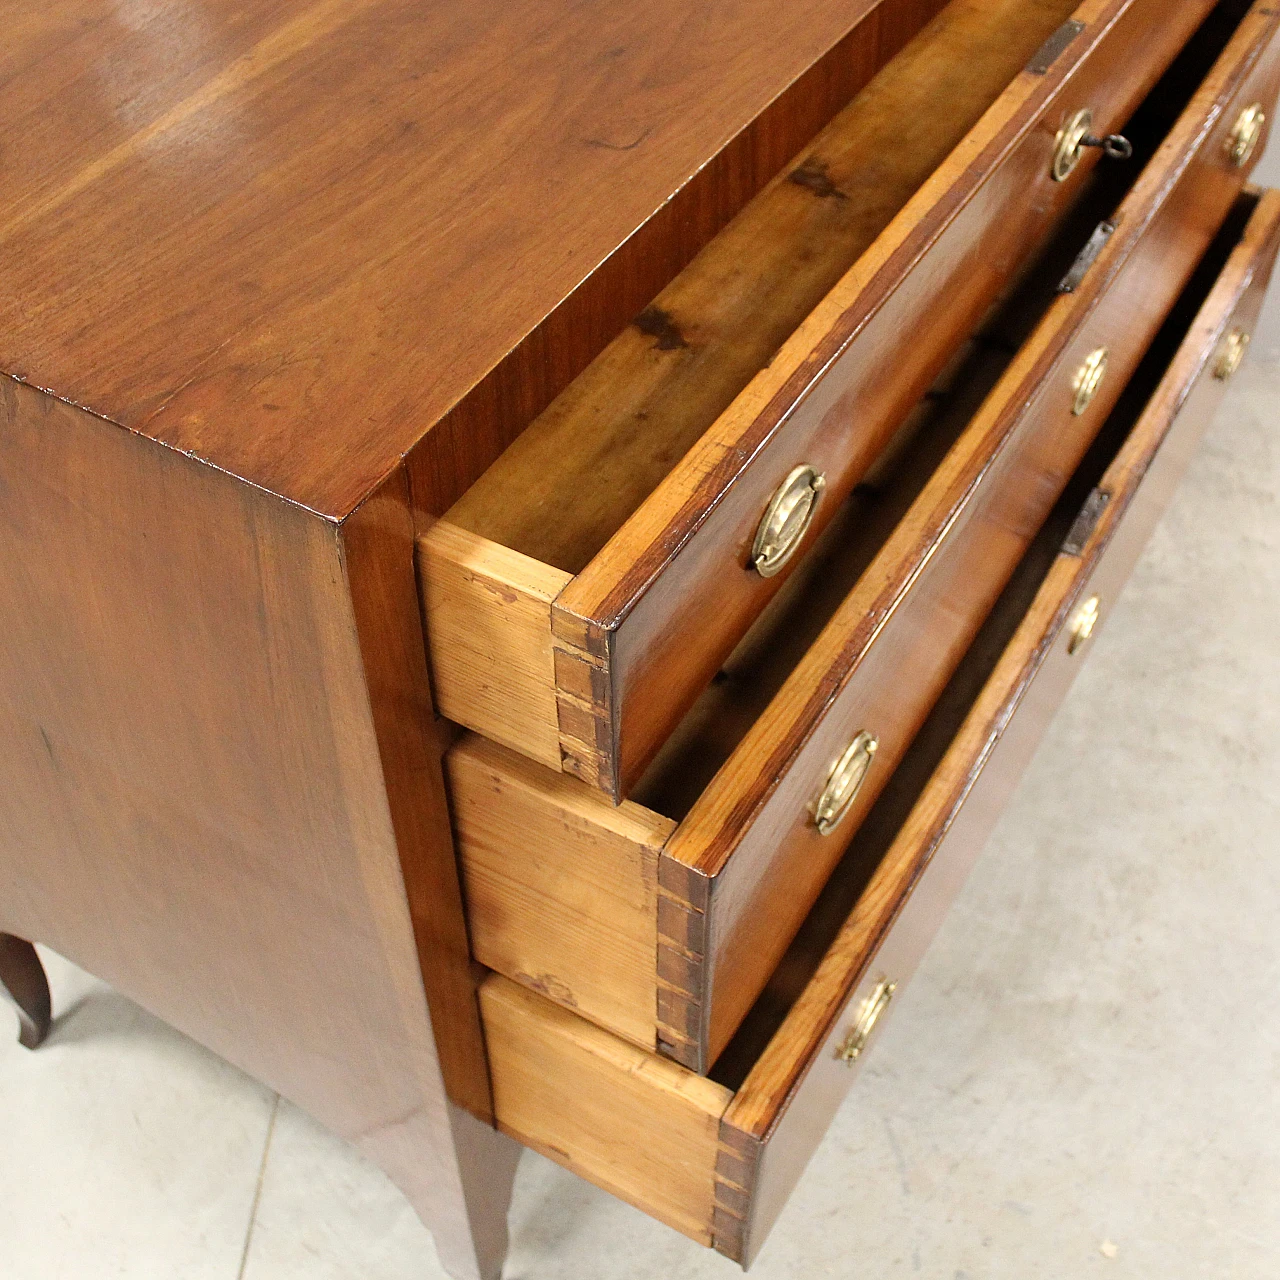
[554,0,1221,801]
[479,188,1280,1263]
[715,185,1280,1265]
[659,0,1280,1074]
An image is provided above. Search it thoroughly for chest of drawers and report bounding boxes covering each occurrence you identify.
[2,2,1276,1276]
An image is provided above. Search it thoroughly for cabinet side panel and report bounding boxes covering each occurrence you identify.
[0,378,487,1231]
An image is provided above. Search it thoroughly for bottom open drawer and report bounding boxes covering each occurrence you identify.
[477,188,1280,1266]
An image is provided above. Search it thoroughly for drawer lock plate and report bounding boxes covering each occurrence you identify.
[839,978,897,1064]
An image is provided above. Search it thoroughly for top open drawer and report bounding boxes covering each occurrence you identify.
[419,0,1221,802]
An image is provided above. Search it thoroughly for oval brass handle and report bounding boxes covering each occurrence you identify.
[1068,594,1100,654]
[813,731,878,836]
[1226,102,1266,168]
[838,977,897,1064]
[1072,347,1108,416]
[1052,108,1133,182]
[1215,328,1250,381]
[751,465,826,577]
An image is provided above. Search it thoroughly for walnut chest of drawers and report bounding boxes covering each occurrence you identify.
[1,1,1276,1276]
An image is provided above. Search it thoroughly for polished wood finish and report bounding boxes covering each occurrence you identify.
[2,3,948,1270]
[406,0,950,520]
[0,935,52,1050]
[7,3,1271,1273]
[421,0,1221,802]
[447,0,1280,1076]
[0,379,504,1278]
[1,0,943,523]
[445,0,1078,575]
[448,360,1003,1052]
[660,0,1280,1072]
[716,185,1280,1262]
[478,186,1280,1262]
[562,0,1225,801]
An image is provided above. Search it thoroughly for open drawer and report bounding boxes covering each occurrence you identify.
[449,4,1280,1076]
[420,0,1225,802]
[478,186,1280,1265]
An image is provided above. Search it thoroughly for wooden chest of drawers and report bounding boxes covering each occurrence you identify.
[2,1,1276,1276]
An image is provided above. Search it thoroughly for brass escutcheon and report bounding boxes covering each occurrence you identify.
[1215,328,1250,381]
[839,978,897,1064]
[1227,102,1266,168]
[1068,594,1101,654]
[1052,108,1131,182]
[813,731,878,836]
[1053,108,1095,181]
[751,465,826,577]
[1072,347,1108,416]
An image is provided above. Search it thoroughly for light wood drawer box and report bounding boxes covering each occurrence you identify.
[420,0,1223,803]
[448,1,1280,1076]
[477,185,1280,1265]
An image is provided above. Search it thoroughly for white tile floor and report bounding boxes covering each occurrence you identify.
[5,142,1280,1280]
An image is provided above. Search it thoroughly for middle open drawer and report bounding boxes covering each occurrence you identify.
[448,0,1280,1075]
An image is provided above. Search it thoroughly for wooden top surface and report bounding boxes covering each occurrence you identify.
[1,0,886,519]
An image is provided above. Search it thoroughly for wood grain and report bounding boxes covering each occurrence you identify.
[446,383,995,1054]
[448,735,673,1047]
[423,0,1206,798]
[717,186,1280,1261]
[419,522,571,770]
[445,0,1078,575]
[0,0,945,522]
[0,377,503,1269]
[340,471,493,1123]
[443,0,1280,1068]
[479,975,732,1245]
[552,0,1225,801]
[661,0,1280,1072]
[478,187,1280,1265]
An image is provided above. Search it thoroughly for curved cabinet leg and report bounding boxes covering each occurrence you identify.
[0,934,52,1049]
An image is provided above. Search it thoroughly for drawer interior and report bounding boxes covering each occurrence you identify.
[479,185,1265,1252]
[709,189,1258,1091]
[423,0,1249,796]
[452,5,1258,1056]
[442,0,1083,578]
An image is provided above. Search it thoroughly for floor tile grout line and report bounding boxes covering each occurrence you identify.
[236,1092,281,1280]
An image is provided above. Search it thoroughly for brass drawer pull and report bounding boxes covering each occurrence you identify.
[813,731,878,835]
[1068,594,1101,654]
[1052,108,1133,182]
[1215,328,1250,380]
[839,978,897,1064]
[1072,347,1109,416]
[751,465,826,577]
[1227,102,1266,168]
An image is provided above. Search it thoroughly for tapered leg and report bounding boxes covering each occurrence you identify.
[433,1106,522,1280]
[0,934,52,1049]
